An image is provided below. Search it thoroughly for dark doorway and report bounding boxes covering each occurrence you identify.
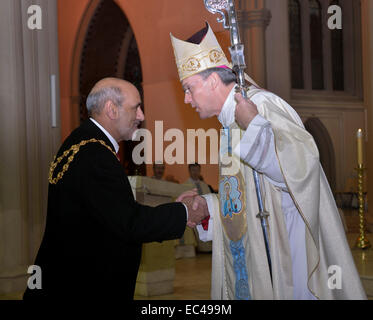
[304,117,336,194]
[79,0,145,176]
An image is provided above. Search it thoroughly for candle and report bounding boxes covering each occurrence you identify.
[357,129,363,165]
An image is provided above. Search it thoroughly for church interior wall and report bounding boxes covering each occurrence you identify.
[58,0,231,190]
[57,0,91,140]
[57,0,373,203]
[265,0,368,205]
[0,0,61,294]
[361,0,373,223]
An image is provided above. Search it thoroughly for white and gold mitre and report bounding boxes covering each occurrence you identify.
[170,23,229,81]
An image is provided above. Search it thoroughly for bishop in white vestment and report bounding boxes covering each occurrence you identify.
[171,23,366,300]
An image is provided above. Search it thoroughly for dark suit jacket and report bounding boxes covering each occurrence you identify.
[23,119,186,300]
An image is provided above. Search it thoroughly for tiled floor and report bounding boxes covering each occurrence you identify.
[347,234,373,274]
[136,233,373,300]
[0,291,23,300]
[0,253,213,301]
[135,252,212,300]
[2,233,372,300]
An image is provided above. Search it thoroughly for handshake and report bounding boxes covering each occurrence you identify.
[176,189,210,228]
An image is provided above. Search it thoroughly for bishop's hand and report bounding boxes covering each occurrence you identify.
[177,192,209,228]
[234,92,259,130]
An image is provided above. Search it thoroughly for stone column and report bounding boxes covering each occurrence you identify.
[237,0,272,88]
[264,0,291,100]
[0,0,61,295]
[361,0,373,224]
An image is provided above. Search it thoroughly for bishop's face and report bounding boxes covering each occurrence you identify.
[182,74,217,119]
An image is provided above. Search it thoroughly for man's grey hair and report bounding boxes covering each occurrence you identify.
[86,86,124,116]
[197,67,237,85]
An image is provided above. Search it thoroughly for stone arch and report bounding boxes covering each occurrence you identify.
[304,117,337,193]
[70,0,101,130]
[72,0,145,175]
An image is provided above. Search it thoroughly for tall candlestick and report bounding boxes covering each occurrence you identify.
[355,165,371,249]
[355,128,370,249]
[357,129,363,165]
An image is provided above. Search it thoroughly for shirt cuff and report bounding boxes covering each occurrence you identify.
[181,202,188,222]
[196,194,215,242]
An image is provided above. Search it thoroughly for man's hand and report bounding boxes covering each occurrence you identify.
[234,92,259,130]
[180,195,209,228]
[176,189,198,202]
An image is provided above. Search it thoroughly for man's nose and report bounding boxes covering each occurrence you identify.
[137,108,145,121]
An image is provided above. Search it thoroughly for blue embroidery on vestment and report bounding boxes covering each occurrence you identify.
[223,127,232,155]
[219,176,242,218]
[230,239,251,300]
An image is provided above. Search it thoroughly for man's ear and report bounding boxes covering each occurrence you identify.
[105,100,119,120]
[208,72,220,91]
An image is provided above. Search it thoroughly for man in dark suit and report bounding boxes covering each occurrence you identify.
[23,78,208,300]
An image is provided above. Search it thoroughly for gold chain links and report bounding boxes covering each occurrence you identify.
[48,139,117,185]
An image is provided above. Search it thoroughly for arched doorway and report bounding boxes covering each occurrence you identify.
[78,0,145,176]
[304,117,337,194]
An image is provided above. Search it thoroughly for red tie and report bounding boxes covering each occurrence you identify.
[201,215,210,231]
[116,152,120,161]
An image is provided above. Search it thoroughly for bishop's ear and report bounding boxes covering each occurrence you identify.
[208,72,220,91]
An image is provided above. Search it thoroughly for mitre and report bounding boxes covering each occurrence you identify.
[170,23,259,87]
[170,22,229,81]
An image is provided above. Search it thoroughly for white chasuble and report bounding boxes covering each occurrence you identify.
[200,87,366,300]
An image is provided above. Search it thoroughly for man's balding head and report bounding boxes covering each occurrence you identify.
[86,78,144,142]
[86,78,137,116]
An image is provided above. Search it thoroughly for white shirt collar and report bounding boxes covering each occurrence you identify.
[218,85,258,128]
[218,86,236,128]
[89,118,119,153]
